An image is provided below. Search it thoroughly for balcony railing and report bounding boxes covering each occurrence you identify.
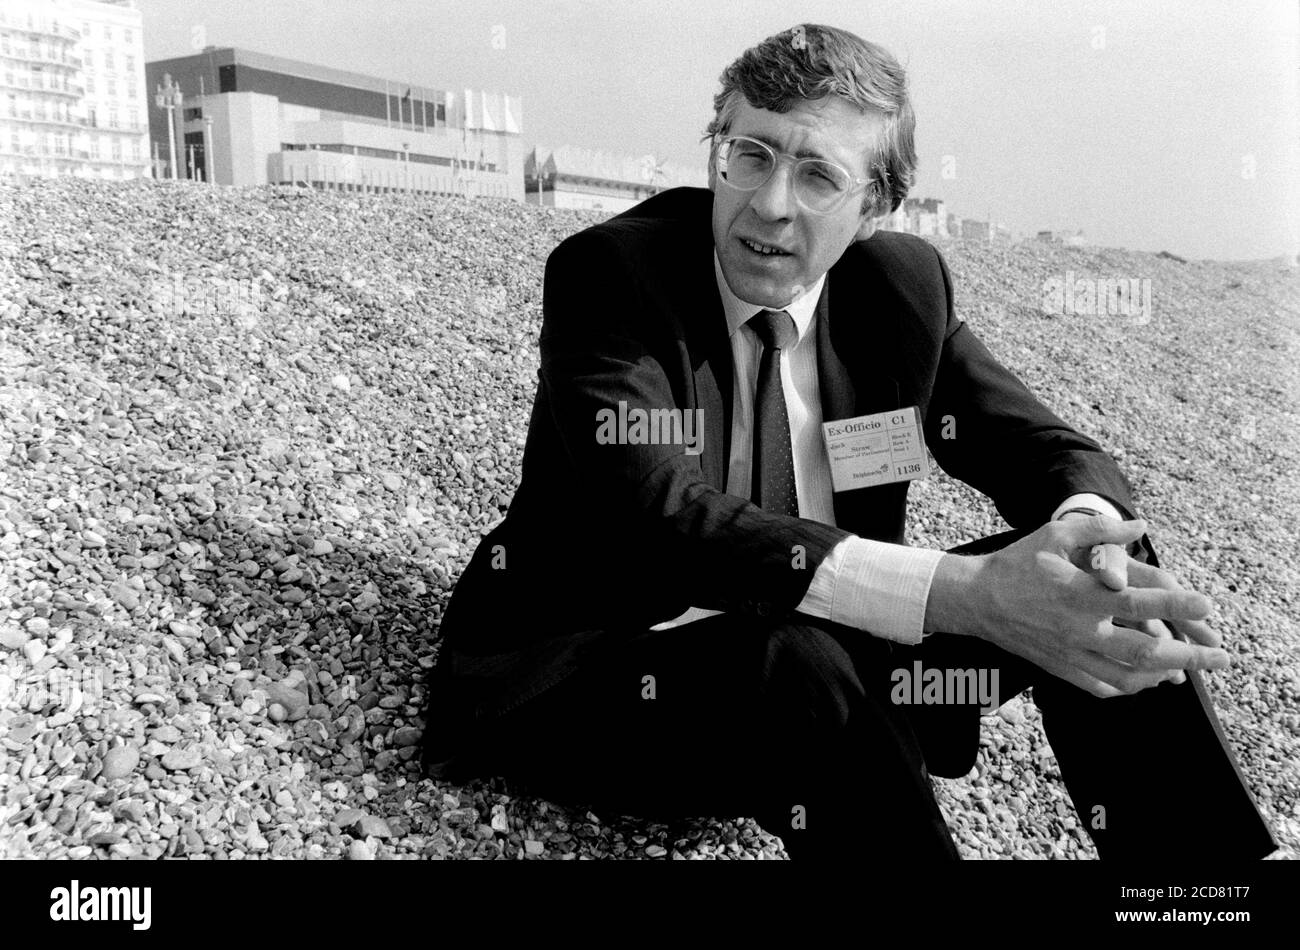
[0,15,82,42]
[3,111,93,129]
[0,141,143,165]
[2,112,143,130]
[0,47,81,69]
[0,74,83,96]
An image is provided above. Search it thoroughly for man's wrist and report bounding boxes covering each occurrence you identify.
[922,551,983,637]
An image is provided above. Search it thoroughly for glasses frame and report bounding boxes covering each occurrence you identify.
[712,133,880,216]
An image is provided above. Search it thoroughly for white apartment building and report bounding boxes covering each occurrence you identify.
[0,0,149,181]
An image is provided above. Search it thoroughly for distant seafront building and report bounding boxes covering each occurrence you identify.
[905,197,948,237]
[0,0,149,181]
[883,196,1021,244]
[1037,228,1088,247]
[881,201,1018,243]
[143,46,523,198]
[524,145,706,212]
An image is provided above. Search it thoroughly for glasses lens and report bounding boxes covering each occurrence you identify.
[720,138,774,189]
[795,160,853,212]
[717,136,870,214]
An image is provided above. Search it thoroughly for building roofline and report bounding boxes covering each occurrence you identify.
[144,45,514,100]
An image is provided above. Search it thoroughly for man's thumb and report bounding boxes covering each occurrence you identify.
[1066,515,1146,548]
[1090,543,1129,591]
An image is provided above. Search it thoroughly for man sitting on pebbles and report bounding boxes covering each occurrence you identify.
[422,23,1277,860]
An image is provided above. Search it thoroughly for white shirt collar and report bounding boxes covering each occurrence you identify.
[713,249,826,343]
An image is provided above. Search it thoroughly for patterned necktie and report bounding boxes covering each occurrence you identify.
[747,309,799,516]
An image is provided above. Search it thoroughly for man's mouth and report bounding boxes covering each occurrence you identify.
[739,237,793,257]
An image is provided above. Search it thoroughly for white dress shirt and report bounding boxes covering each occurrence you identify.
[650,251,1122,642]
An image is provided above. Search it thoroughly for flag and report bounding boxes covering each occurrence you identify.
[402,87,411,101]
[503,95,521,135]
[479,91,498,132]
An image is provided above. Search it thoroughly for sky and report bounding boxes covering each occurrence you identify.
[138,0,1300,261]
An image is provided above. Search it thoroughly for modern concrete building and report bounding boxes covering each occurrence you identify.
[144,46,523,198]
[0,0,149,181]
[523,145,706,212]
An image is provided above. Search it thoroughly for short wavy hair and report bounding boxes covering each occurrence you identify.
[702,24,916,217]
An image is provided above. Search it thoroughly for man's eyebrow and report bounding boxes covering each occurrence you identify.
[739,130,835,163]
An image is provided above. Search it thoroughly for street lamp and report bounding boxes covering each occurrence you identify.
[154,73,182,180]
[640,153,665,197]
[202,115,213,183]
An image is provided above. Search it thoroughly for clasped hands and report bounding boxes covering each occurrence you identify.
[934,515,1228,698]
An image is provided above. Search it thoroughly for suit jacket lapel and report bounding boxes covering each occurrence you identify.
[680,229,732,492]
[818,261,903,418]
[818,262,904,534]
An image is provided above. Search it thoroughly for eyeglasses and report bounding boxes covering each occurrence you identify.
[713,134,879,215]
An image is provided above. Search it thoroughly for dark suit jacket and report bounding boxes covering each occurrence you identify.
[421,185,1149,774]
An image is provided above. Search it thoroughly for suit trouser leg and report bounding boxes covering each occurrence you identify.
[457,528,1276,860]
[468,612,958,860]
[1031,666,1278,859]
[896,630,1277,859]
[895,529,1278,860]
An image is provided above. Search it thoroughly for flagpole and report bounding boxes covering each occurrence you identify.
[421,86,427,134]
[385,79,391,127]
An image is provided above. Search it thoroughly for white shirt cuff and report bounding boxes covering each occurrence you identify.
[799,536,945,646]
[1051,492,1125,522]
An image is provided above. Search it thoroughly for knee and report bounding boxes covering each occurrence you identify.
[758,624,868,733]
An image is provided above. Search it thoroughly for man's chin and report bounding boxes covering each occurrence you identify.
[725,273,800,309]
[744,283,803,309]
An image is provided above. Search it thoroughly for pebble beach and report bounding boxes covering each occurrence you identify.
[1,176,1296,860]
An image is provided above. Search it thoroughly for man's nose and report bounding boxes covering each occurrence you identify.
[748,162,798,221]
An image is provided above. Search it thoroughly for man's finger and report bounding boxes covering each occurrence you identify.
[1072,573,1212,623]
[1047,662,1126,700]
[1125,560,1223,648]
[1114,617,1187,684]
[1073,646,1173,695]
[1060,515,1147,550]
[1089,622,1229,673]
